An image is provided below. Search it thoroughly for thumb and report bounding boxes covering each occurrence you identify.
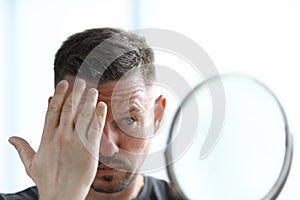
[9,136,35,176]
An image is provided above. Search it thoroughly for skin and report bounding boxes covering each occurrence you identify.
[9,74,165,200]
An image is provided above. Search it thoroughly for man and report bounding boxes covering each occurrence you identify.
[1,28,178,199]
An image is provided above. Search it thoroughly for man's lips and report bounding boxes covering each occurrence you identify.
[98,163,115,170]
[97,163,118,175]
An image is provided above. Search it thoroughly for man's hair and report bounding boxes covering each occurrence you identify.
[54,28,155,86]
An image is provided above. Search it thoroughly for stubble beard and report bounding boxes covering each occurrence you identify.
[91,171,137,193]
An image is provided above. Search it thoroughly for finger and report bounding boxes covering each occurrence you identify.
[75,88,98,138]
[44,80,69,130]
[42,81,69,143]
[59,79,86,129]
[9,136,36,177]
[87,101,107,141]
[68,79,88,118]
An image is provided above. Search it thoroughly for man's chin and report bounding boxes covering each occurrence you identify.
[91,171,136,193]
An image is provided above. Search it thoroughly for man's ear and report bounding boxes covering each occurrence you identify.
[154,95,166,133]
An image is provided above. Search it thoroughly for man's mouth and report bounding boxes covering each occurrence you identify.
[97,163,118,175]
[98,163,116,170]
[97,157,131,174]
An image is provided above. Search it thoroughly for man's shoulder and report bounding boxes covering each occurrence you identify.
[137,176,181,200]
[0,186,38,200]
[0,177,182,200]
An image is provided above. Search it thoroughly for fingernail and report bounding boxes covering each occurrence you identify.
[75,79,85,87]
[57,80,68,88]
[48,97,53,104]
[8,137,16,146]
[88,88,98,95]
[97,102,107,114]
[96,103,102,115]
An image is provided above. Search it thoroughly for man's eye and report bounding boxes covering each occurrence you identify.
[124,117,135,125]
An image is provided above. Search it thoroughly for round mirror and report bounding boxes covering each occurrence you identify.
[166,74,293,200]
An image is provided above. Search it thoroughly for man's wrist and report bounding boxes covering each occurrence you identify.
[38,187,89,200]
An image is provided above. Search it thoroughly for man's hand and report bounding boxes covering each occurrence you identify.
[8,79,107,200]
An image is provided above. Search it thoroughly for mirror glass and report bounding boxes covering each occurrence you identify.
[166,74,292,200]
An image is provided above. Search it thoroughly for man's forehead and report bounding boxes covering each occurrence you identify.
[64,74,152,100]
[63,75,155,117]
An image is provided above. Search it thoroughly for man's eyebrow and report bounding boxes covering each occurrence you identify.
[120,106,141,116]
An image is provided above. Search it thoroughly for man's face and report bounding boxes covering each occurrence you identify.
[65,74,164,193]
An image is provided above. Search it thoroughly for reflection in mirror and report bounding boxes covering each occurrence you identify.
[166,74,293,200]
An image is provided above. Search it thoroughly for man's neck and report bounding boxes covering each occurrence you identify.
[86,174,144,200]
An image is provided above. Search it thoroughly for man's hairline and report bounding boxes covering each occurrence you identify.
[56,73,156,99]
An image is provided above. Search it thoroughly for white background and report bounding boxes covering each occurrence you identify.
[0,0,299,199]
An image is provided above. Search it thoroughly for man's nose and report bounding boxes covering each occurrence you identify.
[100,124,119,157]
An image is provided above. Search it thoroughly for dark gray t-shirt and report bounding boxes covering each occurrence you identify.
[0,176,179,200]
